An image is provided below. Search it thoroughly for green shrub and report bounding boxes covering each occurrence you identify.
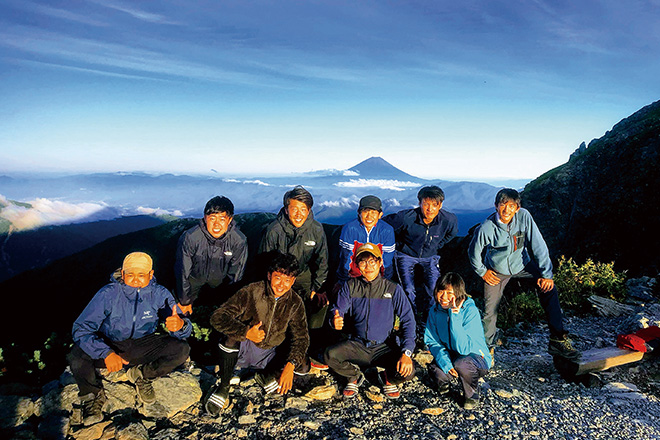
[554,256,627,311]
[497,290,545,330]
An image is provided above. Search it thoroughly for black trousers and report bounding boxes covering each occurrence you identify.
[324,339,415,384]
[68,333,190,396]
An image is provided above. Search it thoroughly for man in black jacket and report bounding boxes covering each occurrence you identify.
[175,196,248,314]
[204,252,310,415]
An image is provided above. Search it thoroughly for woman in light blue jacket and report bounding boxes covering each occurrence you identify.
[424,272,491,410]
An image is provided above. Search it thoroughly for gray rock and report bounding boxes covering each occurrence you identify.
[35,383,78,417]
[116,422,149,440]
[139,371,202,419]
[0,395,35,428]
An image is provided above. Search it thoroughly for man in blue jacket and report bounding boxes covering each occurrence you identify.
[68,252,192,426]
[468,188,579,359]
[175,196,247,314]
[325,243,416,399]
[384,186,458,319]
[337,195,396,282]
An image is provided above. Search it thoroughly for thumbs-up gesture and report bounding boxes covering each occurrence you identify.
[166,305,185,332]
[177,303,193,315]
[104,351,129,372]
[246,321,265,343]
[333,309,344,330]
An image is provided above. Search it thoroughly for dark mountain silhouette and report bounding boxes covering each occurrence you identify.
[522,99,660,275]
[0,215,170,282]
[348,156,420,180]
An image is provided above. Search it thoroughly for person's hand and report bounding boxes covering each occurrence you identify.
[333,310,344,330]
[311,290,329,307]
[166,305,185,332]
[537,278,554,293]
[246,321,265,343]
[177,303,193,315]
[482,269,501,286]
[278,362,295,395]
[104,352,129,372]
[448,368,458,378]
[450,297,465,314]
[397,353,414,377]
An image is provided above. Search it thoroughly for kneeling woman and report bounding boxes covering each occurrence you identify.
[424,272,492,409]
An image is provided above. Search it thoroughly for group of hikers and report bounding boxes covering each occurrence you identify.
[68,185,581,426]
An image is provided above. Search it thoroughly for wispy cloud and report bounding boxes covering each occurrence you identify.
[88,0,179,25]
[136,206,183,217]
[334,179,421,192]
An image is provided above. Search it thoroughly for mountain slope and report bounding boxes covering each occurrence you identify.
[522,99,660,274]
[348,156,420,180]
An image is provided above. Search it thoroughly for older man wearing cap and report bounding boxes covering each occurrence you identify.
[68,252,192,426]
[337,195,396,283]
[324,243,416,399]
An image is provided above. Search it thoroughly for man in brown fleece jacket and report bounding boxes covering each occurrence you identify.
[204,251,310,415]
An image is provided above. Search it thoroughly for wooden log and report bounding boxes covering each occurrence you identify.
[571,346,644,375]
[588,295,634,317]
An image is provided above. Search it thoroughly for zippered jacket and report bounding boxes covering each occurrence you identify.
[384,208,458,258]
[72,272,192,360]
[259,208,328,293]
[337,218,396,281]
[468,208,553,279]
[175,219,248,305]
[210,280,309,368]
[424,297,491,373]
[331,275,416,354]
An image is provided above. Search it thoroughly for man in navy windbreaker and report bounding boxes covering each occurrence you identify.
[325,243,416,400]
[384,185,458,318]
[68,252,191,426]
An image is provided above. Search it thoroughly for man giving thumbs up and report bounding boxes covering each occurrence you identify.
[204,251,310,416]
[68,252,191,426]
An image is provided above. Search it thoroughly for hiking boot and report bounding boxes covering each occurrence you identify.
[437,382,450,396]
[548,335,581,360]
[204,382,230,416]
[79,391,106,426]
[127,365,156,404]
[254,372,281,395]
[463,396,480,410]
[342,372,365,399]
[489,346,495,368]
[377,370,400,399]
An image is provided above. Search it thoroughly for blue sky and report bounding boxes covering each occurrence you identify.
[1,0,659,181]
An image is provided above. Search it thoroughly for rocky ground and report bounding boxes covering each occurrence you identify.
[3,303,660,439]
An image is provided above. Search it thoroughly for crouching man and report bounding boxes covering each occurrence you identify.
[205,251,309,415]
[325,243,416,399]
[68,252,191,426]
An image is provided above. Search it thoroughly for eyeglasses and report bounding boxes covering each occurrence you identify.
[357,258,380,268]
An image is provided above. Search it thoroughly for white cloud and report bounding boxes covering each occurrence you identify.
[386,198,401,207]
[334,179,421,191]
[136,206,183,217]
[222,178,241,183]
[243,180,270,186]
[320,196,359,209]
[0,197,108,230]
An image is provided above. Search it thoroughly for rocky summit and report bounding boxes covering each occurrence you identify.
[522,99,660,275]
[3,299,660,439]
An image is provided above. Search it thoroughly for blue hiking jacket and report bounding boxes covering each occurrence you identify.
[72,272,192,360]
[424,297,491,373]
[331,275,416,354]
[337,217,396,282]
[468,208,553,279]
